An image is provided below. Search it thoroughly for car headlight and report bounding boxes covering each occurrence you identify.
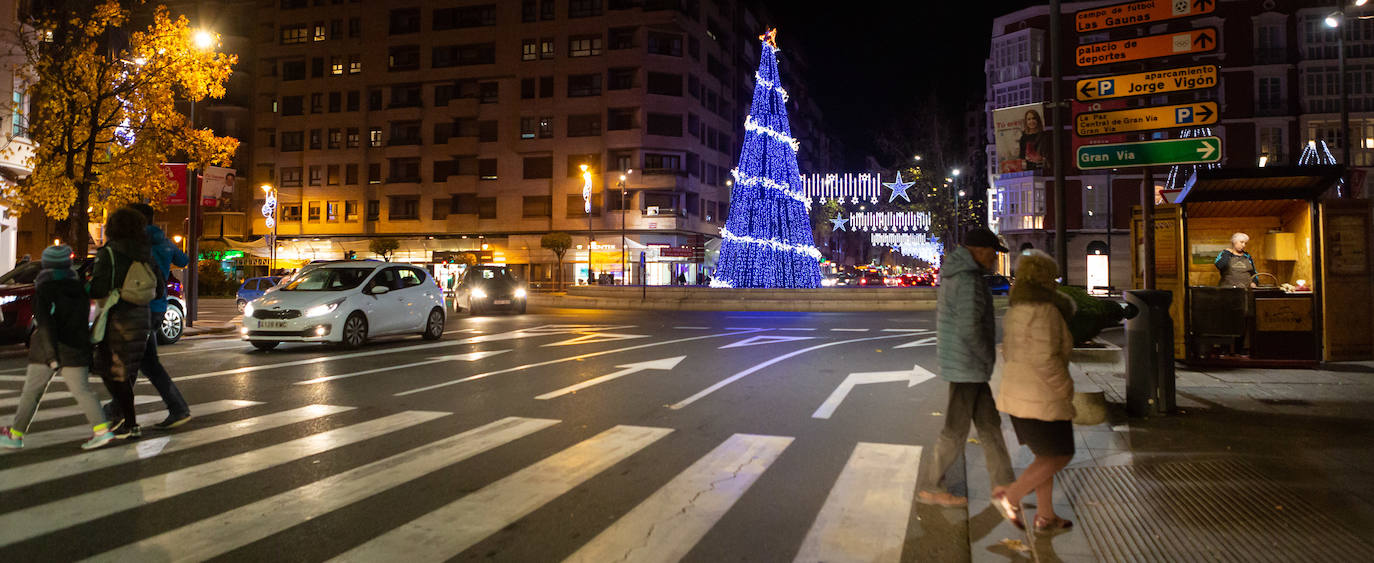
[305,298,344,318]
[514,288,527,299]
[243,302,254,317]
[0,295,19,306]
[471,288,488,299]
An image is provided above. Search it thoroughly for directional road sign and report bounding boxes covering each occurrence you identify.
[1076,101,1217,136]
[1076,65,1218,101]
[1076,137,1222,170]
[1076,27,1217,67]
[1077,0,1217,33]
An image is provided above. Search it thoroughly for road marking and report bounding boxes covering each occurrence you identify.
[294,350,510,385]
[90,416,559,563]
[0,391,73,409]
[812,365,938,419]
[724,327,769,330]
[794,443,922,563]
[0,404,353,493]
[0,400,260,456]
[670,334,914,410]
[535,356,686,400]
[673,326,710,330]
[830,328,869,332]
[3,395,160,425]
[330,425,673,562]
[0,410,445,545]
[892,336,937,349]
[0,389,15,397]
[720,335,817,349]
[565,433,793,563]
[881,328,932,333]
[779,327,818,331]
[542,332,650,347]
[394,330,763,397]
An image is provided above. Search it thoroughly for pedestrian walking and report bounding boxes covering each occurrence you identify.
[0,246,115,450]
[991,249,1077,532]
[90,206,157,439]
[917,227,1015,507]
[128,203,192,429]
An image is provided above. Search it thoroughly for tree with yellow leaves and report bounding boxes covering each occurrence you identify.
[6,0,239,257]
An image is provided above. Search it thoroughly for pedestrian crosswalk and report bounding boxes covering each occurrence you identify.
[0,398,939,561]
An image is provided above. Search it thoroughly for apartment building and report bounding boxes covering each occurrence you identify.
[249,0,836,285]
[0,0,32,268]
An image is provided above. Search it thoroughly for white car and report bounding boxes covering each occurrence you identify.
[241,262,446,350]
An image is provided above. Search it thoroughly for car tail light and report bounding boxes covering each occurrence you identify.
[860,278,867,285]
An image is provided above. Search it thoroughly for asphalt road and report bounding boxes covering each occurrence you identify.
[0,307,995,562]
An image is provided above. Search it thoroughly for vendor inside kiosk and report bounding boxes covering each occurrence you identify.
[1133,166,1373,366]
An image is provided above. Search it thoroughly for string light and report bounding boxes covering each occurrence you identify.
[849,211,932,232]
[883,171,915,203]
[801,173,885,204]
[754,71,790,102]
[744,115,801,151]
[732,168,809,207]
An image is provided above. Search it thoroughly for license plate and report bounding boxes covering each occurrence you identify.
[259,320,287,329]
[494,299,511,305]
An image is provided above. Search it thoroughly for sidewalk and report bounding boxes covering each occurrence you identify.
[953,345,1374,562]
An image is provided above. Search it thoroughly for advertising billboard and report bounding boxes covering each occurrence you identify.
[202,166,236,208]
[993,103,1053,176]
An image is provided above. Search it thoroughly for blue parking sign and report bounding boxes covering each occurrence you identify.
[1098,80,1114,97]
[1176,107,1193,123]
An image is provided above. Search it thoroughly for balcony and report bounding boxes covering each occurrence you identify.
[446,135,479,154]
[384,143,422,158]
[447,97,479,115]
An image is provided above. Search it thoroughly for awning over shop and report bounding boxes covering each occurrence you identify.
[1178,165,1345,203]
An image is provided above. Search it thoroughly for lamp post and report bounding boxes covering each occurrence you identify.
[951,168,962,245]
[261,184,278,275]
[581,164,593,284]
[619,169,631,284]
[184,28,217,328]
[1327,1,1367,196]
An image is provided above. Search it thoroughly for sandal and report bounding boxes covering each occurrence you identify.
[1035,515,1073,532]
[991,492,1025,530]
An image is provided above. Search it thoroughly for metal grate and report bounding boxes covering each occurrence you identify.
[1061,460,1374,562]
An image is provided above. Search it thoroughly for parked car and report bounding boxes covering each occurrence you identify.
[241,262,445,350]
[985,274,1011,295]
[0,260,187,346]
[236,277,282,312]
[856,271,885,287]
[455,265,528,314]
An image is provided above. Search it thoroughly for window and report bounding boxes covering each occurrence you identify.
[281,95,304,116]
[688,36,699,59]
[309,165,322,185]
[647,72,682,96]
[688,113,699,136]
[388,196,420,219]
[688,74,700,98]
[520,117,538,139]
[311,57,325,78]
[434,122,454,144]
[644,153,681,171]
[522,0,536,22]
[328,92,341,112]
[479,82,498,103]
[478,120,498,142]
[647,32,682,56]
[608,107,636,130]
[433,5,495,30]
[567,114,601,137]
[280,167,303,187]
[539,76,554,97]
[327,128,342,148]
[389,45,420,71]
[521,78,535,99]
[345,200,359,221]
[646,113,682,136]
[569,0,602,18]
[567,154,601,177]
[608,67,635,90]
[522,39,537,61]
[345,164,358,184]
[348,17,360,38]
[281,131,304,151]
[609,150,633,171]
[432,198,448,220]
[538,116,553,138]
[307,201,321,221]
[609,26,635,50]
[281,25,308,44]
[330,56,343,75]
[479,158,498,180]
[390,83,422,107]
[346,128,359,148]
[389,121,421,145]
[368,163,381,184]
[367,200,380,220]
[282,60,306,80]
[368,89,382,110]
[369,127,383,147]
[388,158,421,182]
[522,196,552,218]
[346,91,359,111]
[569,35,602,57]
[327,201,340,221]
[540,38,555,59]
[434,43,496,67]
[541,0,555,20]
[348,55,361,74]
[309,93,323,113]
[568,73,602,97]
[523,156,553,179]
[452,194,477,214]
[477,197,497,219]
[1258,76,1284,113]
[330,19,342,40]
[282,204,302,222]
[389,8,420,35]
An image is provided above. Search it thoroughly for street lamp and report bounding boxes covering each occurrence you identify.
[261,184,278,275]
[581,164,593,284]
[951,169,963,245]
[184,27,218,328]
[1325,2,1368,195]
[619,169,632,284]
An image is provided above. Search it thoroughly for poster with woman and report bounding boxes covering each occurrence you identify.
[202,166,237,208]
[993,103,1053,175]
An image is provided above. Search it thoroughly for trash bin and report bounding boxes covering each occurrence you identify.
[1124,289,1175,417]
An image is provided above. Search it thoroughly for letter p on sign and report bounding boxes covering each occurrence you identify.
[1098,80,1114,96]
[1176,107,1193,124]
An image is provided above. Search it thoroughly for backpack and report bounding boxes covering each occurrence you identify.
[107,246,159,306]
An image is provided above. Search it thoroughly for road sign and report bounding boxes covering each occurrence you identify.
[1076,64,1218,101]
[1076,101,1217,136]
[1076,137,1222,170]
[1076,27,1217,67]
[1076,0,1216,32]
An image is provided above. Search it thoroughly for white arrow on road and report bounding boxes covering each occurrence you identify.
[811,364,938,419]
[1197,140,1216,159]
[295,350,510,385]
[535,356,686,400]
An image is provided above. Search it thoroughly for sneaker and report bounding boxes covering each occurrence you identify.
[155,413,192,430]
[82,431,115,450]
[113,424,141,440]
[0,427,22,449]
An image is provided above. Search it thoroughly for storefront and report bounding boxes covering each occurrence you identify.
[1131,166,1373,365]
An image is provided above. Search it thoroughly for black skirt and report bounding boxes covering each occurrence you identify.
[1010,416,1075,457]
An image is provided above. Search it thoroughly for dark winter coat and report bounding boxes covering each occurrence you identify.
[90,238,152,382]
[27,269,92,367]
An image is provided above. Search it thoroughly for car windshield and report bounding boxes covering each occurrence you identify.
[473,268,512,281]
[0,262,42,285]
[281,267,374,291]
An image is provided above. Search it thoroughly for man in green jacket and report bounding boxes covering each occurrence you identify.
[918,227,1015,507]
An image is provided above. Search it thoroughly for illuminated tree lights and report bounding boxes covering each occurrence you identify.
[712,30,822,289]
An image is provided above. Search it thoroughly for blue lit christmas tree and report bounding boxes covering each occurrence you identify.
[711,29,822,288]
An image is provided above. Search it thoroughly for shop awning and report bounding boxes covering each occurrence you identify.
[1178,165,1345,203]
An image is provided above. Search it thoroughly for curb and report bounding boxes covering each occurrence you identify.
[530,295,939,312]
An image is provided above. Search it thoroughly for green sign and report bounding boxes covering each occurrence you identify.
[1076,136,1221,170]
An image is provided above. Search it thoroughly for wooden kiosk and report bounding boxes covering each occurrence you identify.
[1131,166,1373,365]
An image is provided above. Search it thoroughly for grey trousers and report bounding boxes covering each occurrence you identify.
[11,363,107,434]
[919,381,1016,493]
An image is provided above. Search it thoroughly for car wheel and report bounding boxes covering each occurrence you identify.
[469,302,483,316]
[158,305,184,345]
[341,312,368,349]
[236,300,247,313]
[251,340,279,351]
[422,308,444,340]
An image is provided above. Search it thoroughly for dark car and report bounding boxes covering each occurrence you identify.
[856,271,885,287]
[0,260,187,346]
[236,276,283,312]
[455,266,527,315]
[985,274,1011,295]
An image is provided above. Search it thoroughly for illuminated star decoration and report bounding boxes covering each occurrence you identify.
[830,215,849,231]
[759,28,778,49]
[884,171,915,203]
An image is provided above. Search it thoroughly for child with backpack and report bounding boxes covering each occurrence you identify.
[89,206,158,439]
[0,246,115,450]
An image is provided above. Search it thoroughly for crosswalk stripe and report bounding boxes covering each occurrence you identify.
[0,389,16,397]
[793,443,923,563]
[91,416,560,562]
[0,404,354,494]
[565,433,793,563]
[0,410,447,545]
[331,424,673,562]
[3,395,160,425]
[0,391,73,409]
[0,400,262,456]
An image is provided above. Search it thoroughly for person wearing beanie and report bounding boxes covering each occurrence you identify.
[0,246,115,450]
[990,249,1077,533]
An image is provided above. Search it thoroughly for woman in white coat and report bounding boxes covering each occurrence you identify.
[991,249,1077,533]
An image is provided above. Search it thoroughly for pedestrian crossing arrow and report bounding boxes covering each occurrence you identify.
[535,356,687,399]
[812,364,938,419]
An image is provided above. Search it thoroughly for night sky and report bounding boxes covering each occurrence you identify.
[776,0,1044,168]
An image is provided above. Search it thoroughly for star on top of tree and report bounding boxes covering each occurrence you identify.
[884,172,915,203]
[759,28,778,48]
[830,215,849,231]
